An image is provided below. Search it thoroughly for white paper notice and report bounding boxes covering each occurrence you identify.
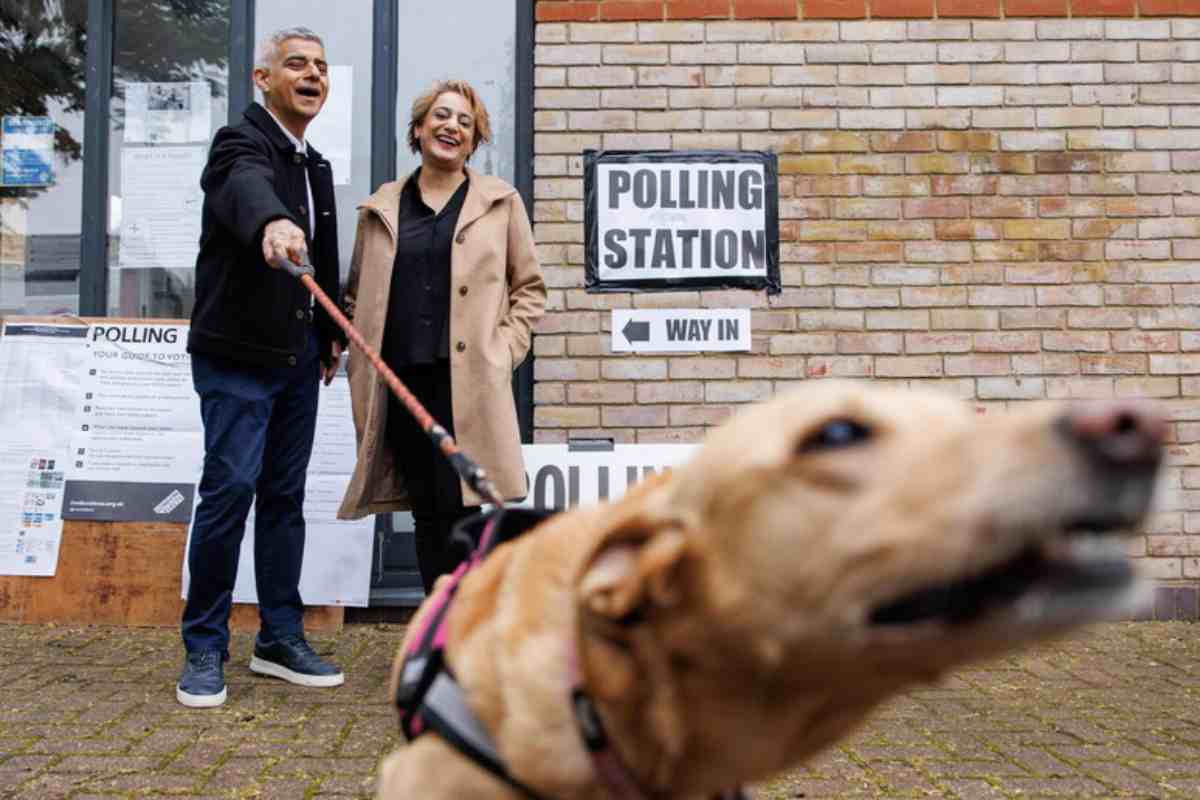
[182,362,374,607]
[306,66,353,185]
[118,146,205,270]
[0,323,88,576]
[124,81,212,144]
[63,323,202,523]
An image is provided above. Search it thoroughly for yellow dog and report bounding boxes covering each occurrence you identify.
[380,382,1165,799]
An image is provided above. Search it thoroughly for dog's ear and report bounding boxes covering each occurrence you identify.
[578,523,689,623]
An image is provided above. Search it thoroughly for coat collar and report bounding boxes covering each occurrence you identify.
[243,102,325,162]
[359,166,517,238]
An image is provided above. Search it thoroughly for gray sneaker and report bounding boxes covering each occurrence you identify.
[177,650,226,708]
[249,634,344,688]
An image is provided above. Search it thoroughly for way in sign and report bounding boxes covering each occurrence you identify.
[665,317,739,342]
[612,309,752,353]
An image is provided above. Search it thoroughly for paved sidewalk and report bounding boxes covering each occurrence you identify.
[0,622,1196,799]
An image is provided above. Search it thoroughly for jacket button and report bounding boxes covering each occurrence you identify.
[459,285,468,296]
[295,309,304,319]
[298,205,307,216]
[456,341,466,353]
[287,355,297,366]
[293,153,303,165]
[455,232,466,244]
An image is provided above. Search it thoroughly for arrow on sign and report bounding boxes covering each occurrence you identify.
[621,319,651,345]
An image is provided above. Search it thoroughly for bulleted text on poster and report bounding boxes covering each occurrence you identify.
[0,323,87,576]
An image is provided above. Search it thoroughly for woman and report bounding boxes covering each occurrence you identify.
[337,80,546,594]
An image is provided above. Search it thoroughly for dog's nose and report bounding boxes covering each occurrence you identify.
[1059,400,1167,468]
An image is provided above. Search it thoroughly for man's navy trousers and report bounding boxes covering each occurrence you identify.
[182,326,320,654]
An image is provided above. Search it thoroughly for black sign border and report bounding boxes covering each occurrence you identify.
[584,149,780,295]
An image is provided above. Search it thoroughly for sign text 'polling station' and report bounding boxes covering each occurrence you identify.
[585,150,780,294]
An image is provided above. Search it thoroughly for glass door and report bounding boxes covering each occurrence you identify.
[0,1,90,317]
[394,0,517,183]
[377,0,520,604]
[105,0,230,319]
[254,0,374,284]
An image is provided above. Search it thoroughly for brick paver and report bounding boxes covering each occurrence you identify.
[0,622,1196,799]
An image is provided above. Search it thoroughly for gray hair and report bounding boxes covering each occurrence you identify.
[254,26,324,69]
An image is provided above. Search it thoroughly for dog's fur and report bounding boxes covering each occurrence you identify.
[377,382,1164,800]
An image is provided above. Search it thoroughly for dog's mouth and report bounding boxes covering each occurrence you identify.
[868,517,1147,631]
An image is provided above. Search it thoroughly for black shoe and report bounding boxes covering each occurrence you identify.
[249,634,344,688]
[177,650,227,708]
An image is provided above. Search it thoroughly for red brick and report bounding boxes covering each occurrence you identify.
[803,0,867,17]
[1137,0,1197,12]
[938,0,1001,14]
[1004,0,1068,14]
[537,1,601,21]
[599,0,664,18]
[1074,0,1135,13]
[667,0,731,15]
[873,0,934,15]
[734,0,797,15]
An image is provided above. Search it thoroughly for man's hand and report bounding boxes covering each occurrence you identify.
[262,218,308,268]
[323,341,343,385]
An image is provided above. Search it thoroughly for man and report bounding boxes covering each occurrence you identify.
[179,26,347,708]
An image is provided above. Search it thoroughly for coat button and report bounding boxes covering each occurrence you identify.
[459,285,468,296]
[456,341,466,353]
[455,232,466,244]
[288,355,297,366]
[295,309,304,319]
[298,205,307,216]
[293,153,303,165]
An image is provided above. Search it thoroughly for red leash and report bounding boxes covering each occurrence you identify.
[280,256,504,509]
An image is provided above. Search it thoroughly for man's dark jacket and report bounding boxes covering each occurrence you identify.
[189,102,345,368]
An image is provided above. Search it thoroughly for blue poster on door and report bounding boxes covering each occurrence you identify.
[1,117,55,188]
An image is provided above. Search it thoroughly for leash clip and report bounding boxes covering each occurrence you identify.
[275,255,315,279]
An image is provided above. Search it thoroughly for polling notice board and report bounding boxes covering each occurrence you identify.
[64,322,201,523]
[0,318,375,606]
[584,150,780,295]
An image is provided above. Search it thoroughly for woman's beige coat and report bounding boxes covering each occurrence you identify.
[337,168,546,518]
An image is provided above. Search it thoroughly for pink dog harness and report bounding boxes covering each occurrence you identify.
[394,507,747,800]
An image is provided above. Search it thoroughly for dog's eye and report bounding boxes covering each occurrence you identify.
[800,419,872,452]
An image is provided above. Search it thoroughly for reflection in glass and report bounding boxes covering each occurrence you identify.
[395,0,516,184]
[0,0,88,316]
[254,0,374,283]
[107,0,230,319]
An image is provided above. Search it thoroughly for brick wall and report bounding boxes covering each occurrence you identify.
[530,6,1200,613]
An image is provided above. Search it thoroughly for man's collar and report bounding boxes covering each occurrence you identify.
[262,104,306,153]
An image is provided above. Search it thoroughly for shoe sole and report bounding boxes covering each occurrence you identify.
[249,655,345,688]
[176,685,227,708]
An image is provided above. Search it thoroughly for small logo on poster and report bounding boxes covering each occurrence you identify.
[154,489,186,516]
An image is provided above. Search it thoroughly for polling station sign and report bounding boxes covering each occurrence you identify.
[585,150,780,295]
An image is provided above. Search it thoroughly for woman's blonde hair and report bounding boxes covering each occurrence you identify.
[407,80,492,158]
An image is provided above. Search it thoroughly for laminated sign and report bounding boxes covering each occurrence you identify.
[1,116,55,188]
[585,150,780,294]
